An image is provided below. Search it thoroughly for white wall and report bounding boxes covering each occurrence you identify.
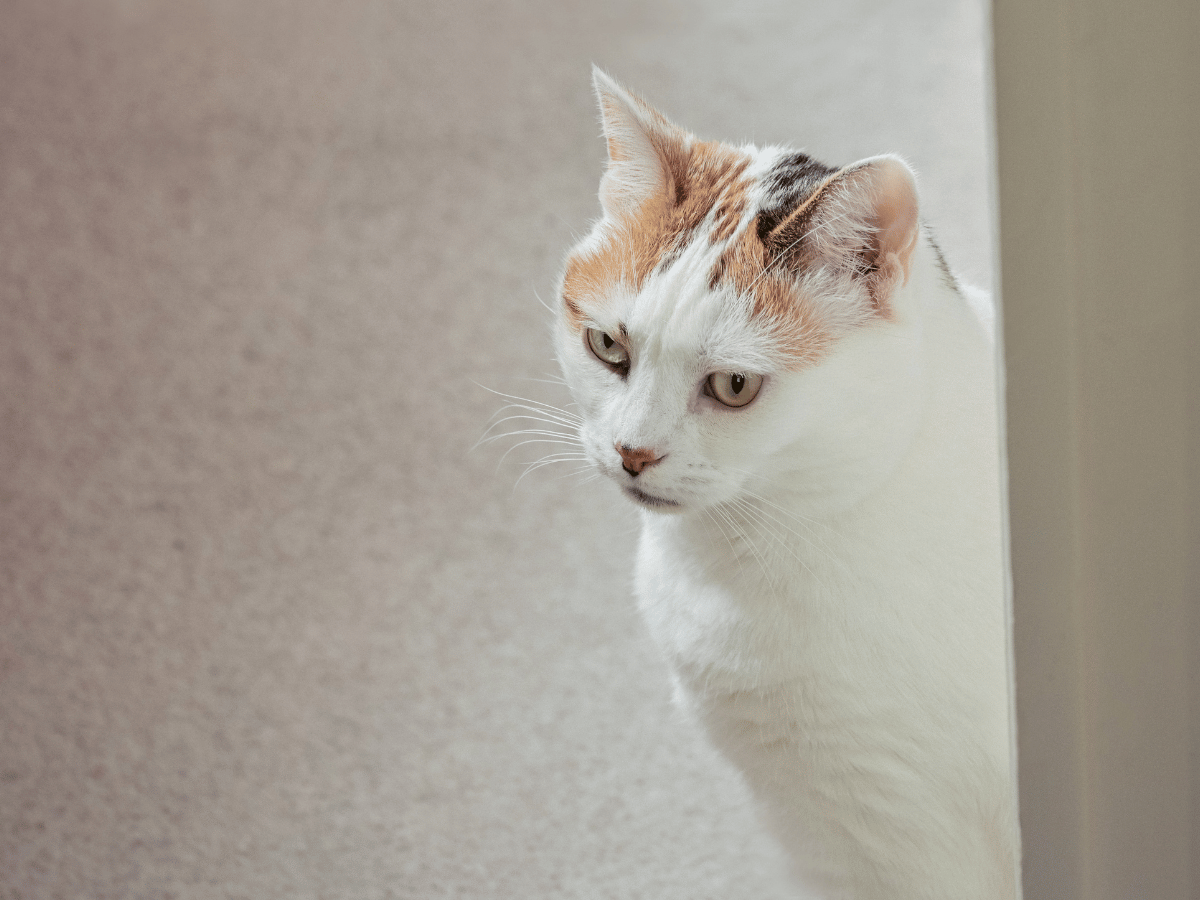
[992,0,1200,896]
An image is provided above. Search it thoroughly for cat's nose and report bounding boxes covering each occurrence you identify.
[615,444,664,476]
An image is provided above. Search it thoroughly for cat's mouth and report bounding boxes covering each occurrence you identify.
[623,485,682,510]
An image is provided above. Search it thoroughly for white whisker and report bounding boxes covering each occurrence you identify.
[497,437,584,467]
[478,381,600,495]
[514,453,592,489]
[477,419,577,445]
[482,399,581,429]
[476,383,582,416]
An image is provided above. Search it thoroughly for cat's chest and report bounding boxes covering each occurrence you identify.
[633,511,870,691]
[632,502,996,697]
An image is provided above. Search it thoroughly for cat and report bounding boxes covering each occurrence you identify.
[541,68,1020,899]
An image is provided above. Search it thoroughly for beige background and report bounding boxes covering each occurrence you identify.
[0,1,993,897]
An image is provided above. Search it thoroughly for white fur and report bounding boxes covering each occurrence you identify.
[557,228,1018,900]
[554,77,1020,899]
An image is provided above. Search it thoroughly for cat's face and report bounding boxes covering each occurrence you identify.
[557,234,793,512]
[557,70,921,515]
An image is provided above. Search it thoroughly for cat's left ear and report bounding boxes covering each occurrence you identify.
[591,67,693,220]
[764,155,920,314]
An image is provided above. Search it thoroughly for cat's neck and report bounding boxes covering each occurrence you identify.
[745,230,997,523]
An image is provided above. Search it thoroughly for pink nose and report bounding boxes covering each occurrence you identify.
[615,444,664,476]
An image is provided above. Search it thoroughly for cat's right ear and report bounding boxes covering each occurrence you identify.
[761,156,920,316]
[591,67,692,220]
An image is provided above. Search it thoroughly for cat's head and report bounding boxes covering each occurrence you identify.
[556,69,923,515]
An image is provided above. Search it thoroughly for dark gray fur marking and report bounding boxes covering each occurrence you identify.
[755,151,839,243]
[927,229,961,292]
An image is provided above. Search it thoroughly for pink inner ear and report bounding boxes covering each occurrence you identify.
[868,158,920,286]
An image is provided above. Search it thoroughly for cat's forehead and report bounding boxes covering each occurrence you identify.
[561,144,840,369]
[564,141,756,303]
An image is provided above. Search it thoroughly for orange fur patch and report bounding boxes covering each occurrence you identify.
[564,119,857,371]
[711,227,835,369]
[562,140,751,330]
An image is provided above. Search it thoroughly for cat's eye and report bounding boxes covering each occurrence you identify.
[586,328,630,371]
[706,372,763,408]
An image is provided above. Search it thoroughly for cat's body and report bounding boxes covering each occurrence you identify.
[553,70,1019,899]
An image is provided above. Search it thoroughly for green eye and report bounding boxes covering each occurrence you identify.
[706,372,763,408]
[586,328,630,371]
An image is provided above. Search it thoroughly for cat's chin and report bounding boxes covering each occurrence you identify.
[622,485,684,513]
